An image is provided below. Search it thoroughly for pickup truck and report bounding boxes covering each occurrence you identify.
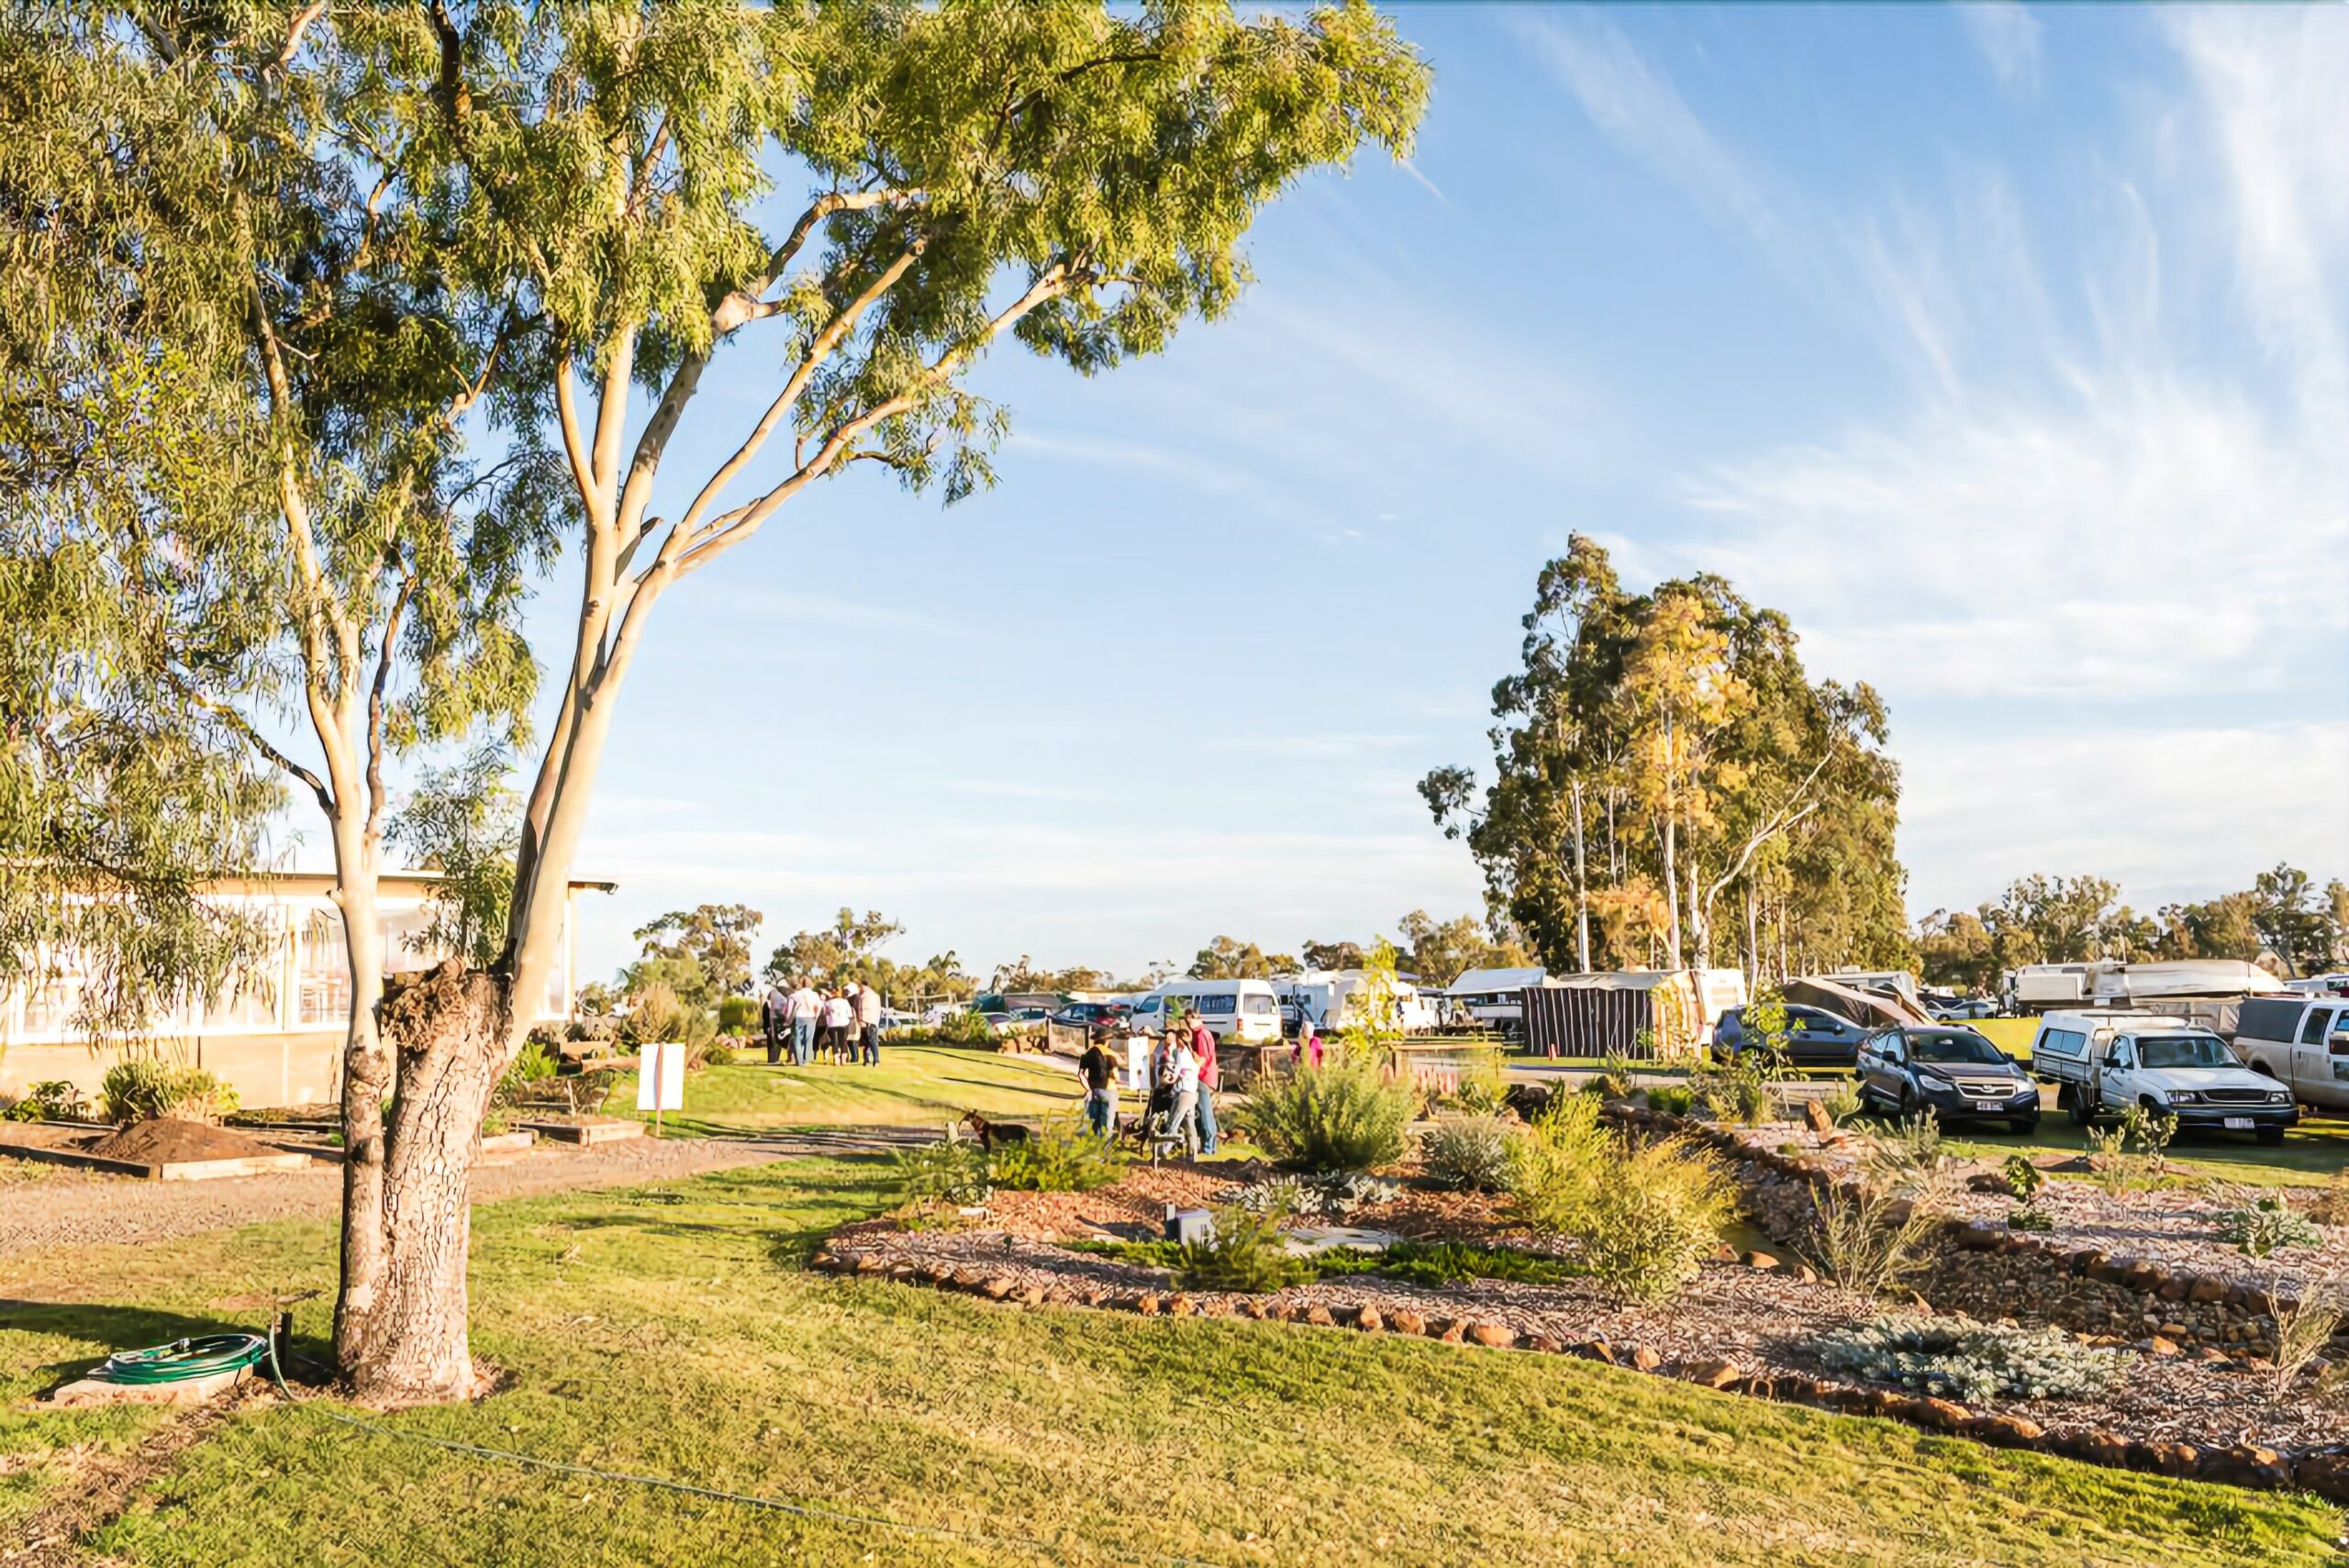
[2031,1010,2296,1144]
[2231,995,2349,1112]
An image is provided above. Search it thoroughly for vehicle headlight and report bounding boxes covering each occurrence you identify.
[1914,1067,1953,1088]
[2165,1090,2203,1105]
[2269,1091,2293,1104]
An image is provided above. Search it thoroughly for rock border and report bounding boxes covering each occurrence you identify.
[807,1242,2346,1502]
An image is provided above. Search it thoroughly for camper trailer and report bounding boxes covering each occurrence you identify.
[1279,971,1438,1037]
[1443,967,1550,1038]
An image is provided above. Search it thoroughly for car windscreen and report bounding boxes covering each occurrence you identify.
[2137,1035,2237,1070]
[1910,1030,2004,1065]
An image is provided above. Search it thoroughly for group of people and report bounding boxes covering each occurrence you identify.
[760,978,883,1067]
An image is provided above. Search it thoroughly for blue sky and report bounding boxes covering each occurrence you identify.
[540,4,2347,984]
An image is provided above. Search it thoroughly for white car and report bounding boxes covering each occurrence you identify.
[2083,1029,2295,1145]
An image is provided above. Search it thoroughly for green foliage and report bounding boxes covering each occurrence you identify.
[2002,1154,2046,1201]
[622,982,713,1050]
[97,1059,237,1125]
[1695,1052,1776,1127]
[636,906,763,1007]
[1370,1240,1580,1289]
[717,995,762,1034]
[2008,1204,2054,1233]
[1420,1115,1516,1193]
[1419,534,1908,974]
[935,1010,997,1047]
[1815,1316,2129,1403]
[1576,1138,1735,1306]
[1816,1081,1864,1127]
[1433,1054,1508,1118]
[893,1129,995,1208]
[1230,1171,1401,1220]
[2215,1192,2323,1257]
[701,1040,739,1068]
[986,1120,1128,1194]
[1177,1202,1315,1294]
[1742,990,1792,1067]
[1337,939,1408,1056]
[1233,1051,1419,1173]
[1803,1180,1939,1298]
[388,748,519,971]
[3,1080,88,1122]
[1644,1083,1696,1118]
[1186,936,1293,980]
[1502,1094,1612,1237]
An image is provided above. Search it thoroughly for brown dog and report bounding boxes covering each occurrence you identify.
[960,1109,1031,1151]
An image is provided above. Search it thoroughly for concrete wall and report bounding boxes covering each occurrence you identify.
[1,1030,343,1111]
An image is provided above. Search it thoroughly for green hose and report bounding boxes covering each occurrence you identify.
[96,1332,273,1385]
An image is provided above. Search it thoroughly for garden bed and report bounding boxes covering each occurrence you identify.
[0,1117,318,1180]
[825,1152,2349,1496]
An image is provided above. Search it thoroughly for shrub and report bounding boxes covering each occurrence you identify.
[98,1061,238,1125]
[2215,1191,2323,1257]
[1575,1136,1734,1306]
[893,1129,994,1208]
[1863,1117,1962,1217]
[4,1080,88,1122]
[1814,1315,2129,1402]
[701,1040,740,1067]
[1501,1094,1611,1237]
[2002,1154,2045,1201]
[623,983,686,1045]
[1420,1115,1515,1193]
[1816,1081,1864,1127]
[2008,1204,2054,1233]
[1695,1052,1776,1127]
[1233,1050,1418,1173]
[566,1017,619,1045]
[1434,1056,1508,1118]
[1644,1083,1695,1118]
[1803,1180,1939,1298]
[717,995,761,1034]
[935,1010,996,1046]
[2266,1288,2343,1399]
[1373,1240,1578,1288]
[1230,1171,1399,1219]
[1177,1203,1314,1294]
[988,1119,1129,1194]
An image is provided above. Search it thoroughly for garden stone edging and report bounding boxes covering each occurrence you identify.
[804,1242,2349,1502]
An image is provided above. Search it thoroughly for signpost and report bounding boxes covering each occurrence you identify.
[636,1041,685,1137]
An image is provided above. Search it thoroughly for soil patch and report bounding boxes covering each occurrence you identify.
[83,1118,282,1165]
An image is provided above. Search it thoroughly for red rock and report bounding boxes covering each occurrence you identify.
[1436,1319,1465,1344]
[1742,1251,1779,1271]
[1631,1345,1663,1373]
[1303,1304,1337,1328]
[1685,1359,1741,1389]
[2147,1335,2181,1357]
[2197,1444,2289,1490]
[2292,1452,2349,1503]
[1961,1413,2044,1447]
[1017,1284,1048,1307]
[1388,1309,1428,1336]
[2187,1276,2226,1304]
[1133,1292,1162,1316]
[1527,1335,1563,1354]
[854,1252,887,1274]
[1586,1339,1617,1364]
[1466,1322,1517,1350]
[1166,1294,1197,1318]
[2134,1440,2199,1476]
[981,1275,1018,1299]
[1355,1306,1384,1333]
[1913,1397,1970,1430]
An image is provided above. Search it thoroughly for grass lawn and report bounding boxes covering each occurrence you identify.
[1943,1112,2349,1189]
[4,1162,2343,1565]
[612,1044,1086,1136]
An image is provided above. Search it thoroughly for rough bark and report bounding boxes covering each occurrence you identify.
[340,959,514,1405]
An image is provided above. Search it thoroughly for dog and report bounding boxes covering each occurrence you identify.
[959,1109,1031,1151]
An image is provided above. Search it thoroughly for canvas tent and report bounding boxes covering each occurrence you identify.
[1783,975,1932,1029]
[1523,971,1718,1061]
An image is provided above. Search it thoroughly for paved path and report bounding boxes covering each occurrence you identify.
[0,1128,922,1262]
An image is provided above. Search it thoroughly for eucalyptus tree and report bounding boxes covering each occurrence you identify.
[3,0,557,1400]
[13,0,1422,1403]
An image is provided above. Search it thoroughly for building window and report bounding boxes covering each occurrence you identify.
[297,914,352,1029]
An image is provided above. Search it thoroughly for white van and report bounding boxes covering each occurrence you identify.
[1130,978,1284,1043]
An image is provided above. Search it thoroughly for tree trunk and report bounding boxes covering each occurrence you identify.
[1570,778,1591,973]
[339,960,514,1405]
[1743,882,1760,986]
[1661,811,1684,969]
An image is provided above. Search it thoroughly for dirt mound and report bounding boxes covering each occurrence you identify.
[83,1118,280,1165]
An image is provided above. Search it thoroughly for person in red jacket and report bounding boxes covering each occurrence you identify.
[1189,1015,1219,1156]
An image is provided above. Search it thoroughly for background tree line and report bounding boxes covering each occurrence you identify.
[1420,536,1908,982]
[1917,865,2349,994]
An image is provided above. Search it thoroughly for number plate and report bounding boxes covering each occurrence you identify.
[1970,1100,2003,1112]
[2222,1117,2254,1130]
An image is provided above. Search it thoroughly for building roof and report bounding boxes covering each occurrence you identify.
[200,870,618,896]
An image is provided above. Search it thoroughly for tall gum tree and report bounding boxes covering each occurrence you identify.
[359,0,1424,1402]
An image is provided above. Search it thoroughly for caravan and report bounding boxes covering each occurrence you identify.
[1279,971,1438,1037]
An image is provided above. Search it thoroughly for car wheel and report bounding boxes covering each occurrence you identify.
[2066,1089,2092,1127]
[2257,1126,2286,1148]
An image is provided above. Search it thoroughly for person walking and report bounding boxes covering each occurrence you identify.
[761,980,790,1065]
[854,979,884,1066]
[1294,1012,1323,1072]
[1189,1014,1219,1156]
[787,977,821,1066]
[1078,1032,1117,1137]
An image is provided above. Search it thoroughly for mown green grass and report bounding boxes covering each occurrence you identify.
[1943,1113,2349,1190]
[613,1044,1087,1135]
[2,1160,2341,1565]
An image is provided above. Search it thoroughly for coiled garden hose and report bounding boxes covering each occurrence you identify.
[95,1331,274,1385]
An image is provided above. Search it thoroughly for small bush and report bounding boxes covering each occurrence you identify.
[623,983,685,1046]
[4,1080,88,1122]
[1695,1053,1776,1127]
[2215,1191,2323,1257]
[1420,1115,1515,1193]
[1644,1083,1695,1118]
[1804,1180,1939,1298]
[1233,1050,1418,1173]
[566,1017,619,1045]
[2008,1204,2054,1233]
[717,995,761,1034]
[1501,1094,1611,1237]
[1177,1203,1314,1294]
[98,1061,237,1125]
[1373,1240,1579,1288]
[935,1010,996,1046]
[1816,1082,1864,1127]
[701,1040,740,1067]
[1815,1315,2129,1402]
[988,1119,1129,1194]
[1230,1171,1399,1219]
[1575,1136,1734,1306]
[2002,1154,2045,1201]
[894,1129,995,1207]
[1434,1057,1508,1118]
[2266,1288,2343,1399]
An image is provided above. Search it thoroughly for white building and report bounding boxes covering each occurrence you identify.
[0,870,612,1109]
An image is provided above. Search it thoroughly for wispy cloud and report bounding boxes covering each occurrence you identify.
[1957,3,2044,97]
[688,581,955,634]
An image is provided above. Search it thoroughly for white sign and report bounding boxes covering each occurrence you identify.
[636,1042,685,1113]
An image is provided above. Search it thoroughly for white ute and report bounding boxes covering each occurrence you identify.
[2032,1010,2296,1145]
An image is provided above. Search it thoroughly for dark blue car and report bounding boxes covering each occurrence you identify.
[1712,1004,1870,1066]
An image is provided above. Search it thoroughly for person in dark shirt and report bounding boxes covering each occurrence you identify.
[1078,1036,1116,1137]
